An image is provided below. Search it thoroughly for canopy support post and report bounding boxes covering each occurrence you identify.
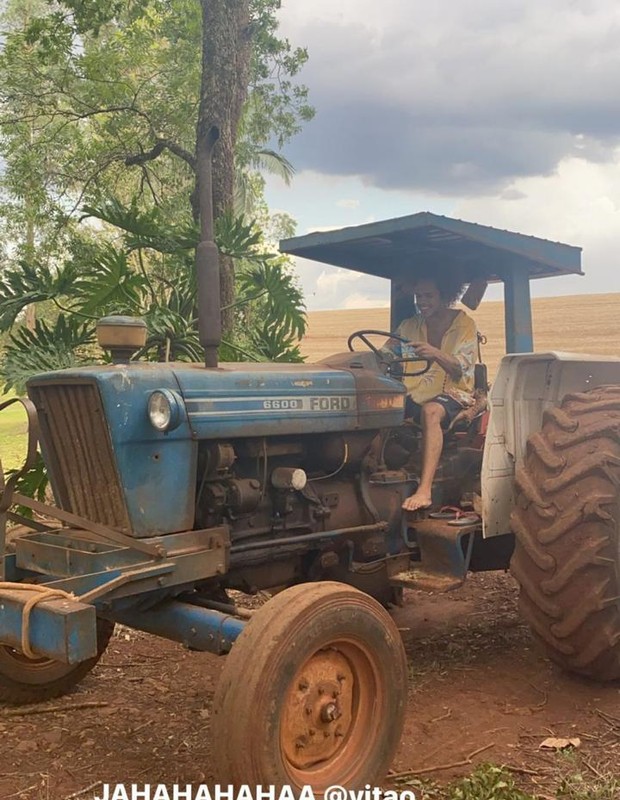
[504,264,533,353]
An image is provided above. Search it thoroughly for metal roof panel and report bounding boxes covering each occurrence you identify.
[280,212,583,284]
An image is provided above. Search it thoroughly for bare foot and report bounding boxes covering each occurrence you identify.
[402,491,432,512]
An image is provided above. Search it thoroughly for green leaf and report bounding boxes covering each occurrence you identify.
[73,244,148,316]
[237,259,306,340]
[83,200,200,254]
[248,318,305,362]
[141,305,202,362]
[1,316,95,394]
[4,451,49,515]
[0,260,60,331]
[215,211,264,259]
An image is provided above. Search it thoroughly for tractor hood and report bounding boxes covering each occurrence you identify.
[27,359,405,537]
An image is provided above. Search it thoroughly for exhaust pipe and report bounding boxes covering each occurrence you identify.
[195,125,221,368]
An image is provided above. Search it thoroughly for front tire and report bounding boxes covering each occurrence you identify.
[212,582,408,792]
[511,386,620,681]
[0,618,115,705]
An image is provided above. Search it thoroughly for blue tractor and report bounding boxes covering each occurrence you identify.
[2,140,620,790]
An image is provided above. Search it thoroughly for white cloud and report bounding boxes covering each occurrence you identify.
[337,199,360,209]
[273,1,620,307]
[343,292,390,309]
[305,224,343,234]
[316,268,362,293]
[279,0,620,194]
[456,150,620,295]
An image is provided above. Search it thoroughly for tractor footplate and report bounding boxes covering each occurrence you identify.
[390,518,479,592]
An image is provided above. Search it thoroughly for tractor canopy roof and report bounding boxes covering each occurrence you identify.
[280,212,583,354]
[279,212,582,285]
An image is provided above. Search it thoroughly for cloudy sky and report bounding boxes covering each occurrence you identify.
[265,0,620,310]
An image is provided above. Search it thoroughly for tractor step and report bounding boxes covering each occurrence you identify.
[391,518,479,593]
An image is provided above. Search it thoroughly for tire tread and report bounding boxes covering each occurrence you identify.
[511,386,620,681]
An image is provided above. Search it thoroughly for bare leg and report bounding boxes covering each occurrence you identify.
[402,401,446,511]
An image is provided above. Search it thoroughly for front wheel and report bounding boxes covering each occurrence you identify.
[0,618,115,705]
[212,582,408,792]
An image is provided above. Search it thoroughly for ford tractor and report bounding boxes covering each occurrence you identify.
[2,135,620,792]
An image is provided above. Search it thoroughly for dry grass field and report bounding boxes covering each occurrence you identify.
[301,292,620,379]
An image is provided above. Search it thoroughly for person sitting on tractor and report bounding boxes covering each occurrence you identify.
[383,274,478,512]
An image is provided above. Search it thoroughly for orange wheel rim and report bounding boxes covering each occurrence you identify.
[280,638,384,788]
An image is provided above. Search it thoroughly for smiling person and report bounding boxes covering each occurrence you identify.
[383,273,478,512]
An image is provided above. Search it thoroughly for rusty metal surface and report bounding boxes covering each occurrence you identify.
[13,530,144,578]
[28,383,131,532]
[11,492,162,558]
[392,518,479,592]
[110,599,244,655]
[37,526,230,605]
[282,649,354,769]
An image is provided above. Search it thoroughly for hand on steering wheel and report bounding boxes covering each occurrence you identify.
[347,329,432,377]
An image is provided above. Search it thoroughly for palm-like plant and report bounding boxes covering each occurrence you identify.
[0,199,307,393]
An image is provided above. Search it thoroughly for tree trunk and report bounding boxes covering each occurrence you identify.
[24,210,36,332]
[196,0,253,337]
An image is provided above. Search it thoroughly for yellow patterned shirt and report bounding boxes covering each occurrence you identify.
[391,310,478,406]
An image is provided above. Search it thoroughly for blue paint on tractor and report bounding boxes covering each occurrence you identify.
[0,586,97,664]
[504,264,534,353]
[28,360,405,538]
[29,365,196,537]
[0,589,245,662]
[110,600,245,655]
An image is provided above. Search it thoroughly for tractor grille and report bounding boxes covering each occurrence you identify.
[28,382,130,531]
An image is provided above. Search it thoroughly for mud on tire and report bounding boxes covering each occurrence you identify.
[511,386,620,681]
[212,582,407,791]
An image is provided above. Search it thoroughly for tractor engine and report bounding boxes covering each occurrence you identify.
[26,352,413,595]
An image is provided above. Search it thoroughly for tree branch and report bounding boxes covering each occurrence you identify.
[124,138,196,172]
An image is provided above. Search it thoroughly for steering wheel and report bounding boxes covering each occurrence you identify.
[347,329,432,377]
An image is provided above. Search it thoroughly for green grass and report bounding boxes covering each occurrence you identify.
[395,764,619,800]
[397,766,533,800]
[0,393,29,472]
[558,772,620,800]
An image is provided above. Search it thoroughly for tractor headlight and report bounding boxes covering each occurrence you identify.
[148,389,183,432]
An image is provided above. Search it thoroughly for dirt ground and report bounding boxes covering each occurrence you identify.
[1,572,619,800]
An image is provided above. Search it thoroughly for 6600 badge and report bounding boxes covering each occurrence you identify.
[263,396,354,411]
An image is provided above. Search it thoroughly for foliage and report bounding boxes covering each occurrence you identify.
[396,763,620,800]
[2,316,95,393]
[448,766,531,800]
[4,451,49,519]
[0,0,313,342]
[0,200,307,393]
[0,0,313,225]
[396,766,534,800]
[558,772,620,800]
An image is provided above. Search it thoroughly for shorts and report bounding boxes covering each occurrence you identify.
[405,394,464,429]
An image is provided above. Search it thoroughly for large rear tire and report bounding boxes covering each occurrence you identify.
[510,386,620,681]
[212,582,408,792]
[0,618,115,705]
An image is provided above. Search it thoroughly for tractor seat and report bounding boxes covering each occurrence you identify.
[446,363,490,442]
[408,363,489,430]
